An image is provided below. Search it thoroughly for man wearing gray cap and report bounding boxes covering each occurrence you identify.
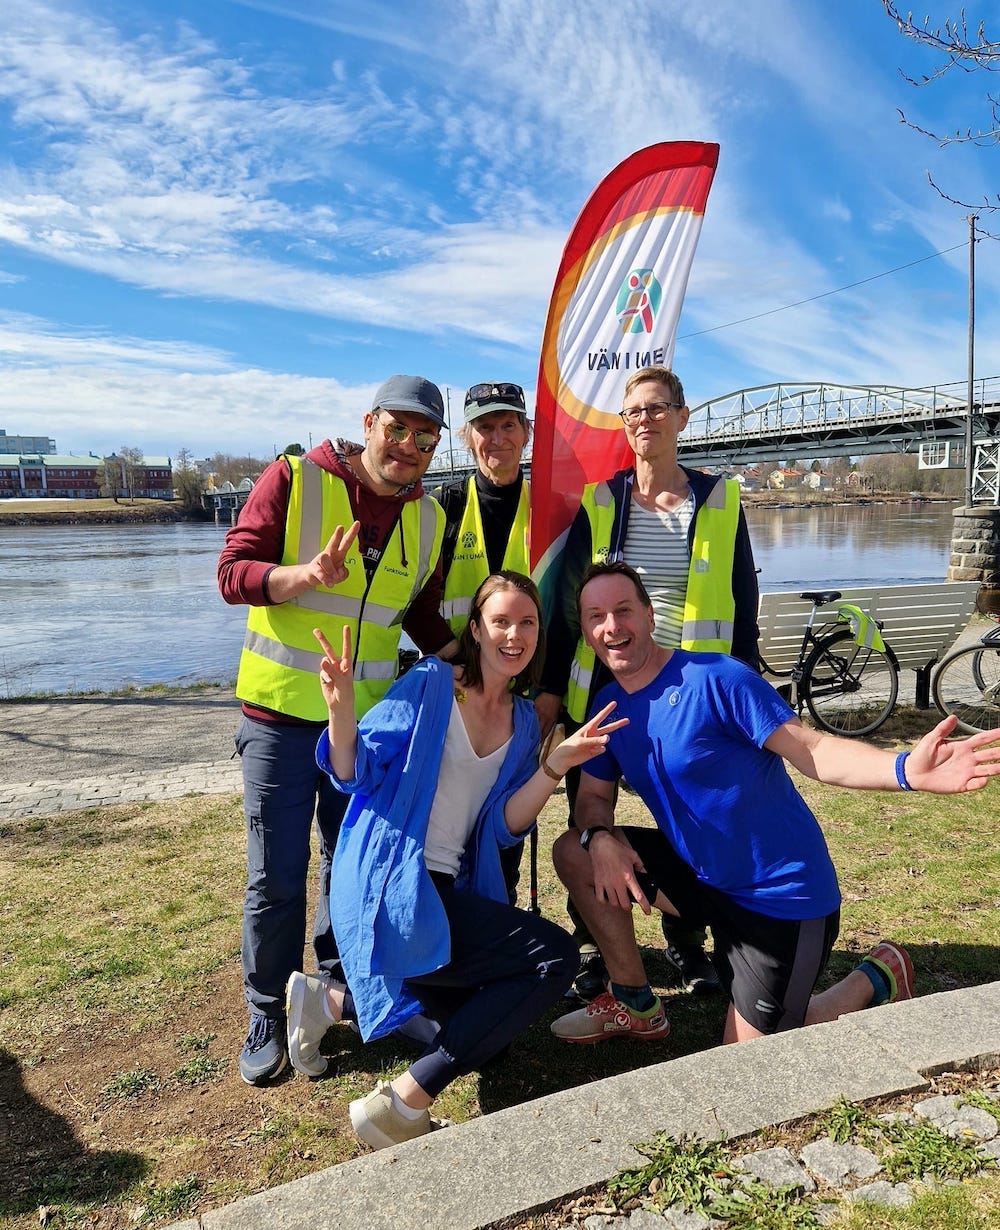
[219,375,458,1084]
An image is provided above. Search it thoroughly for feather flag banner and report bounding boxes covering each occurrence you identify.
[530,141,719,580]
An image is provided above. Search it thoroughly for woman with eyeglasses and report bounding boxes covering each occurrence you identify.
[283,571,624,1151]
[432,382,534,900]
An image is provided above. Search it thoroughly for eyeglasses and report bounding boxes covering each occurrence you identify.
[465,382,526,411]
[619,401,683,426]
[373,411,440,454]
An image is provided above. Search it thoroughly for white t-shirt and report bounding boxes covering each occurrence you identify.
[423,697,513,877]
[622,492,694,650]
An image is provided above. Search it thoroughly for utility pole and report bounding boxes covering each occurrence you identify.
[445,388,455,478]
[965,213,977,509]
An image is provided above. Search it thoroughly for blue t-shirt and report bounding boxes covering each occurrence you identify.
[587,650,841,920]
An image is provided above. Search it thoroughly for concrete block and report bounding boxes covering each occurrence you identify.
[845,983,1000,1075]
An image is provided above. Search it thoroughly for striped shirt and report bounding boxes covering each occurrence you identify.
[623,492,694,649]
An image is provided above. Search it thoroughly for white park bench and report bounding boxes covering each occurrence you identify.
[757,580,981,708]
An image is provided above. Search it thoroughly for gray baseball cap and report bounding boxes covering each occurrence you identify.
[371,375,446,428]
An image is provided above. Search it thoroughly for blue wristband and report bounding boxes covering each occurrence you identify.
[895,751,913,792]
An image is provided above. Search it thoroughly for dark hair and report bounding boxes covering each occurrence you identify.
[577,561,653,615]
[623,365,685,407]
[457,570,545,695]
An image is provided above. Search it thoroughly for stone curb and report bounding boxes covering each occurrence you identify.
[1,760,242,820]
[166,981,1000,1230]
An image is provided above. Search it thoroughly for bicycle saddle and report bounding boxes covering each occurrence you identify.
[800,590,842,605]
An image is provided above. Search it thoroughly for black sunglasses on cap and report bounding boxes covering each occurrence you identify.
[464,382,526,410]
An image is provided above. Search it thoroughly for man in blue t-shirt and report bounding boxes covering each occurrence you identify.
[550,562,1000,1046]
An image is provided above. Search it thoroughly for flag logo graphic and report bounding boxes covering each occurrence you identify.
[616,268,661,334]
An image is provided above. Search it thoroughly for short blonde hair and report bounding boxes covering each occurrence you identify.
[623,366,685,407]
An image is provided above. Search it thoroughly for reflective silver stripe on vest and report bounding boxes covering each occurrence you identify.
[441,596,472,621]
[681,618,735,643]
[704,480,729,510]
[244,628,323,674]
[354,659,396,681]
[569,657,594,695]
[297,460,326,563]
[292,590,403,627]
[411,498,439,596]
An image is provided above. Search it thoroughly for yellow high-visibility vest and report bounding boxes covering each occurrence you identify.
[237,455,444,720]
[440,477,530,637]
[565,477,739,721]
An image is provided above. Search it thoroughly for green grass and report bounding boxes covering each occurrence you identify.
[1,729,998,1229]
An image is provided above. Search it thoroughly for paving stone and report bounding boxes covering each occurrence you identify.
[877,1110,918,1127]
[813,1203,841,1226]
[583,1216,619,1230]
[914,1093,999,1140]
[844,1179,915,1208]
[735,1146,816,1192]
[978,1138,1000,1161]
[799,1139,881,1185]
[626,1211,669,1228]
[659,1206,720,1229]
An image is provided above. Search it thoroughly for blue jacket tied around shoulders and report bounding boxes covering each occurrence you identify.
[316,656,541,1042]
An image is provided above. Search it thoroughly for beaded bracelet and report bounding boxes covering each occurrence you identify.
[895,751,914,792]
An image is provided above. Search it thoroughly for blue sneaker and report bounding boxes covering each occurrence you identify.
[239,1013,288,1085]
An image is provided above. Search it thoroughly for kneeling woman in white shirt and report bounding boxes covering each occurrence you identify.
[285,570,625,1151]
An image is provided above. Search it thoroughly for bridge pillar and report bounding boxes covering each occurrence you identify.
[948,504,1000,615]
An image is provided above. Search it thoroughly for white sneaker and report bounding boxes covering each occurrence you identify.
[285,971,337,1077]
[349,1080,432,1151]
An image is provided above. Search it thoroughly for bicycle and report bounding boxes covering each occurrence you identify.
[759,590,900,737]
[931,613,1000,734]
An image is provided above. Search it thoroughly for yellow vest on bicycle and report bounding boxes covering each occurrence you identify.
[237,455,445,721]
[565,477,741,722]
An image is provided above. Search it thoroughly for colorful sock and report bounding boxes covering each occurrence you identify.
[855,959,892,1007]
[610,981,658,1015]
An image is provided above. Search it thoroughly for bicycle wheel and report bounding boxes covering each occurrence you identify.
[801,625,899,736]
[932,644,1000,735]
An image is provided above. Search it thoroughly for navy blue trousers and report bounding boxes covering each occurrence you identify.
[236,716,345,1018]
[402,879,576,1098]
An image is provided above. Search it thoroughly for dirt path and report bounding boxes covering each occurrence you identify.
[1,686,240,783]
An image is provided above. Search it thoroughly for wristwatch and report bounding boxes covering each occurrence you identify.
[579,825,611,851]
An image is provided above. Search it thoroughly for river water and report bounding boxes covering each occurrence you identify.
[0,504,956,697]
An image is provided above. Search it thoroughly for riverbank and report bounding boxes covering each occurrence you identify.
[0,490,959,526]
[0,497,199,525]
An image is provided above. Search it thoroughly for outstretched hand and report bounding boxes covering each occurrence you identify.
[544,702,629,777]
[906,714,1000,793]
[314,625,355,721]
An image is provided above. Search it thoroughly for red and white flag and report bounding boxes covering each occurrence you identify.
[530,141,719,581]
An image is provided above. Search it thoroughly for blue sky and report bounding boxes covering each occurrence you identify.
[0,0,997,460]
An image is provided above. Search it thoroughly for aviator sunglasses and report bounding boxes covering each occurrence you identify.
[374,410,440,454]
[464,382,526,411]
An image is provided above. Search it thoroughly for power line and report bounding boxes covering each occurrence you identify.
[678,242,969,340]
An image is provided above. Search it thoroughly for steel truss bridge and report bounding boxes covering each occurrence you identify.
[423,376,1000,503]
[680,376,1000,502]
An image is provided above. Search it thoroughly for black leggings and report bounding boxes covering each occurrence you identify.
[402,878,576,1098]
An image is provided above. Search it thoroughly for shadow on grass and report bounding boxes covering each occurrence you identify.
[0,1047,148,1216]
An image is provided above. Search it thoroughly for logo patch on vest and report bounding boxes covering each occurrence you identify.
[595,546,610,562]
[461,530,477,549]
